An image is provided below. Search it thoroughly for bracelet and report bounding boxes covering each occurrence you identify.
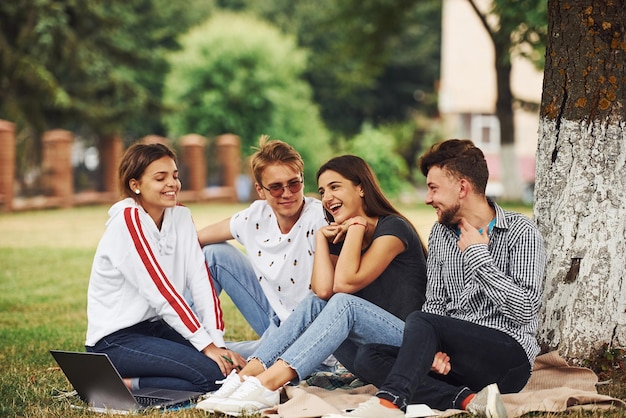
[350,222,366,228]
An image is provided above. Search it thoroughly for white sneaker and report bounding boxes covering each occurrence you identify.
[467,383,508,418]
[212,375,280,416]
[196,370,242,412]
[322,396,404,418]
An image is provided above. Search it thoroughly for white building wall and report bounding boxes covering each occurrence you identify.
[439,0,496,114]
[439,0,544,186]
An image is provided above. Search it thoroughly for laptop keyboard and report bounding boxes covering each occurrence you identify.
[134,395,172,406]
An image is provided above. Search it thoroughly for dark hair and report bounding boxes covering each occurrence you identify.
[118,143,177,200]
[419,139,489,195]
[316,155,426,255]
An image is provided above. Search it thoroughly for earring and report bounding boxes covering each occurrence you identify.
[135,189,140,194]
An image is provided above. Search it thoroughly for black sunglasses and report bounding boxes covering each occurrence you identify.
[261,179,303,197]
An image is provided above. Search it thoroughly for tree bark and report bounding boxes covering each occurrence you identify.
[535,0,625,361]
[494,55,524,200]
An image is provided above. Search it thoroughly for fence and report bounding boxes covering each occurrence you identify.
[0,119,245,212]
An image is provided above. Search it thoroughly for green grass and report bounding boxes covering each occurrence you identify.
[0,203,262,417]
[1,202,624,417]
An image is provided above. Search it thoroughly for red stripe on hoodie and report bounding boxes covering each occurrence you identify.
[205,261,224,330]
[124,207,201,332]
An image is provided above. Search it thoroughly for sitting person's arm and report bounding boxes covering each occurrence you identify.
[310,226,338,300]
[332,221,405,294]
[459,216,546,326]
[197,217,233,246]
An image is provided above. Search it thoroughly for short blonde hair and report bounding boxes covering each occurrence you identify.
[250,135,304,184]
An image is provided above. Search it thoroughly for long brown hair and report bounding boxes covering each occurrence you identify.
[317,155,427,255]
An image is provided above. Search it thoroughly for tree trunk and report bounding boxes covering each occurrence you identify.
[494,46,523,201]
[534,0,625,361]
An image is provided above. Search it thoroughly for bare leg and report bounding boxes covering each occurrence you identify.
[237,358,265,380]
[256,359,298,391]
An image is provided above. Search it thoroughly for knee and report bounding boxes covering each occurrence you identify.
[288,295,328,324]
[405,310,434,328]
[404,311,436,335]
[327,292,355,308]
[405,310,424,323]
[203,241,236,261]
[301,294,328,311]
[203,242,246,283]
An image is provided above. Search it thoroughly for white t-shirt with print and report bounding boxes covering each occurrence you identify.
[230,197,327,322]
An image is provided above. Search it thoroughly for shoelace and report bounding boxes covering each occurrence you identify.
[230,376,263,400]
[212,371,241,397]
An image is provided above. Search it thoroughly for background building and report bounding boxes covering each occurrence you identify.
[438,0,544,201]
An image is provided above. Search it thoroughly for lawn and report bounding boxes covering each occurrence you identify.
[0,203,260,417]
[1,201,624,417]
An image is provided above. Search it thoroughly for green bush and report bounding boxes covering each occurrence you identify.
[164,12,331,190]
[344,125,410,198]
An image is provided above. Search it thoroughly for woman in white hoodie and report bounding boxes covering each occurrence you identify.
[85,142,245,393]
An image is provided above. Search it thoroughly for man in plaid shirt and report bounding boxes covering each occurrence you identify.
[327,139,546,418]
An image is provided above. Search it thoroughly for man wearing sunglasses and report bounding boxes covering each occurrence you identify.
[197,135,328,362]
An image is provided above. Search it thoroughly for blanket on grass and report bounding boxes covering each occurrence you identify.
[263,351,625,418]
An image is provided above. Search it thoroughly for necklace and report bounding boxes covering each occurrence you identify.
[454,217,496,237]
[479,218,497,235]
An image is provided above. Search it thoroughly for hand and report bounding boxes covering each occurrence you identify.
[430,351,451,375]
[333,216,368,244]
[457,218,489,252]
[319,223,342,243]
[202,344,247,376]
[318,222,350,245]
[317,216,367,244]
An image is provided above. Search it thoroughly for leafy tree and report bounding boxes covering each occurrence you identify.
[0,0,213,135]
[383,116,444,186]
[343,125,410,197]
[0,0,214,185]
[219,0,441,136]
[535,0,624,360]
[163,12,331,189]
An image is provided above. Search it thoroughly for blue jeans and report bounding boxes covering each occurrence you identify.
[225,323,276,359]
[204,243,335,373]
[203,242,278,336]
[87,320,223,392]
[354,311,531,411]
[252,293,406,381]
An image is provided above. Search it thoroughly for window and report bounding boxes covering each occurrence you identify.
[470,114,500,153]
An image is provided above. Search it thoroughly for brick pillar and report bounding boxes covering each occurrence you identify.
[42,129,73,207]
[99,135,124,194]
[140,135,168,145]
[180,134,206,192]
[216,134,241,199]
[0,120,15,211]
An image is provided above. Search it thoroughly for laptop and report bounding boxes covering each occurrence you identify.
[50,350,204,414]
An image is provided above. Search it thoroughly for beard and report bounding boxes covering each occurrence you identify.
[438,202,461,227]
